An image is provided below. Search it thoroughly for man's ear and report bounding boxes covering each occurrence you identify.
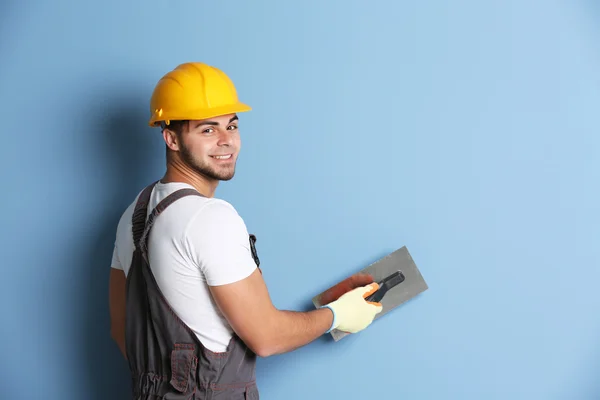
[162,128,180,152]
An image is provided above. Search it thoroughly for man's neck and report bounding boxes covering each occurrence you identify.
[160,164,218,198]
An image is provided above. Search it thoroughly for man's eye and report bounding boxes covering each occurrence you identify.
[203,128,214,134]
[227,125,238,130]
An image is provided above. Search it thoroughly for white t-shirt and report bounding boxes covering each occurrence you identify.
[110,181,258,352]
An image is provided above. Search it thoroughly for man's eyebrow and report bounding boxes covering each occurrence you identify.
[195,120,218,127]
[195,115,238,127]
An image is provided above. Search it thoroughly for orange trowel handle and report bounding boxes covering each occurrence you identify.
[319,273,375,305]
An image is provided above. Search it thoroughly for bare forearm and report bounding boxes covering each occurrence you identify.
[109,269,128,361]
[111,329,128,360]
[258,307,333,357]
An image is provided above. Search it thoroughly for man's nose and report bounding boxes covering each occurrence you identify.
[217,130,233,146]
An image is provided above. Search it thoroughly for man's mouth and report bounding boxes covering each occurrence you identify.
[211,154,232,160]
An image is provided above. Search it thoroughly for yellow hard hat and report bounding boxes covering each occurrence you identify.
[148,62,251,127]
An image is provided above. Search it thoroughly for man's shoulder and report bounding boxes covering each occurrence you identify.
[114,183,247,241]
[179,197,251,249]
[152,183,240,220]
[198,197,240,216]
[185,197,245,230]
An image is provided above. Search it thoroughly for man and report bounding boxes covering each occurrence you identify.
[108,62,383,399]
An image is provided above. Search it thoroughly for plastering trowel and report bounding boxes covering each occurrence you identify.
[312,246,428,341]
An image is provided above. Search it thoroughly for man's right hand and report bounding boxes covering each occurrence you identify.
[323,283,383,333]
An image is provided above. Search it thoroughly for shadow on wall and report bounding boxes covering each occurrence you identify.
[79,87,161,400]
[0,0,16,50]
[0,0,19,82]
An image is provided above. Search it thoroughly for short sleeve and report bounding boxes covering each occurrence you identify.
[110,243,123,270]
[109,196,137,272]
[185,200,258,286]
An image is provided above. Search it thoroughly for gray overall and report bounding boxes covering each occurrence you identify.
[125,181,261,399]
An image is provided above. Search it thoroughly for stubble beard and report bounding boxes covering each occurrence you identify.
[179,143,236,181]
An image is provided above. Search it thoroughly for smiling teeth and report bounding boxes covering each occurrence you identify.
[213,155,231,159]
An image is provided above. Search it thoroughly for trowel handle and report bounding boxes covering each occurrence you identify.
[365,270,405,303]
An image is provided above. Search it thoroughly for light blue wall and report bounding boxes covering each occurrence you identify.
[2,0,599,398]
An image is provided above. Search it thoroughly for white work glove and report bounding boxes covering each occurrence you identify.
[321,283,383,333]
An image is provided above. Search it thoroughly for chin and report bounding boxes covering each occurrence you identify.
[215,169,236,181]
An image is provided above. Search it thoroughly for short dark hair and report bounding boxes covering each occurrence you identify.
[162,120,189,157]
[160,120,188,135]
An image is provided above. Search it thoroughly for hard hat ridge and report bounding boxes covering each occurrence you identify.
[148,62,251,127]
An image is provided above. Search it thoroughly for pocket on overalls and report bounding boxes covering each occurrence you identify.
[169,343,198,393]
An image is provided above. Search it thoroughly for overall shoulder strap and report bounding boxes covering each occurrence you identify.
[138,188,204,256]
[131,181,159,249]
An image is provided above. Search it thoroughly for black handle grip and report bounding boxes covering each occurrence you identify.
[365,270,405,303]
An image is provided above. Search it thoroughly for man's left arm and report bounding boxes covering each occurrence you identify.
[109,250,127,360]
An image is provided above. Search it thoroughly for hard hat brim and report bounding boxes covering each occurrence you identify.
[149,101,252,127]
